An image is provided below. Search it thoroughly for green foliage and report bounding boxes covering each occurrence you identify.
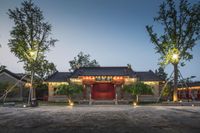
[36,83,48,99]
[69,51,100,71]
[146,0,200,101]
[34,59,57,80]
[56,84,82,99]
[146,0,200,66]
[162,84,171,97]
[124,82,153,96]
[155,66,167,80]
[163,48,180,65]
[7,0,57,80]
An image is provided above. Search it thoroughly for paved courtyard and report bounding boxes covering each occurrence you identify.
[0,105,200,133]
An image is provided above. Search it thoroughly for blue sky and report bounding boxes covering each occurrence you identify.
[0,0,199,80]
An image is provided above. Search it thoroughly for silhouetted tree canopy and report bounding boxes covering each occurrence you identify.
[124,82,153,103]
[155,67,168,80]
[69,51,100,71]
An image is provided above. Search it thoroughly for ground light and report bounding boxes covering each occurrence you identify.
[69,102,74,106]
[68,100,74,106]
[133,102,137,106]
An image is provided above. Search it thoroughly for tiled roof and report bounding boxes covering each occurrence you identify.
[135,70,164,81]
[178,81,200,88]
[45,71,72,82]
[15,73,31,82]
[70,67,136,78]
[0,69,27,82]
[44,67,164,82]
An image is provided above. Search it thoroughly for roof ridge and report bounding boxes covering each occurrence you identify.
[135,71,150,73]
[0,69,27,82]
[79,66,128,68]
[57,71,72,73]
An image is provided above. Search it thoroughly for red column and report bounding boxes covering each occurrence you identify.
[83,84,86,100]
[120,84,124,100]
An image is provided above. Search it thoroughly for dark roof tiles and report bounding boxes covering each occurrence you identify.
[135,70,164,81]
[178,81,200,88]
[45,71,72,82]
[45,67,164,82]
[70,67,136,78]
[0,69,28,82]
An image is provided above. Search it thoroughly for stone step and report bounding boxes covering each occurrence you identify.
[92,100,116,105]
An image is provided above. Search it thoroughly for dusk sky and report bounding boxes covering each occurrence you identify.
[0,0,199,80]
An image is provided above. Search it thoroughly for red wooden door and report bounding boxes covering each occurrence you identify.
[92,83,115,100]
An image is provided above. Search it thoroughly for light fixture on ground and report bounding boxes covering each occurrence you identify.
[133,102,137,106]
[68,99,74,106]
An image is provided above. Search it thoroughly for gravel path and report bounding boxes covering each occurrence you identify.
[0,105,200,133]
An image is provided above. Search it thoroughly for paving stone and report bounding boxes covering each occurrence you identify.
[0,105,200,133]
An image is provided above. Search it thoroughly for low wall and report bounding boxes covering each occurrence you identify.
[48,94,159,103]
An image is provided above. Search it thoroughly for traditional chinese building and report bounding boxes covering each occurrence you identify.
[45,66,164,104]
[177,82,200,101]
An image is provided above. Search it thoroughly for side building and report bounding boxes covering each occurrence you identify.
[0,69,30,101]
[45,66,164,103]
[177,82,200,101]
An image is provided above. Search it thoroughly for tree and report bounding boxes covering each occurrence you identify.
[155,66,167,80]
[8,0,57,105]
[146,0,200,101]
[0,65,6,71]
[35,83,48,100]
[56,84,82,105]
[69,51,100,71]
[124,82,153,104]
[34,58,57,80]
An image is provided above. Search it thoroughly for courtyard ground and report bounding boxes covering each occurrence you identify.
[0,105,200,133]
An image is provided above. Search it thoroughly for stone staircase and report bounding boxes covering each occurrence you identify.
[78,99,131,105]
[91,100,116,105]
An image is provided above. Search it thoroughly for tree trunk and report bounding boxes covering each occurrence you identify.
[29,70,37,106]
[30,71,36,100]
[173,64,178,102]
[136,95,139,103]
